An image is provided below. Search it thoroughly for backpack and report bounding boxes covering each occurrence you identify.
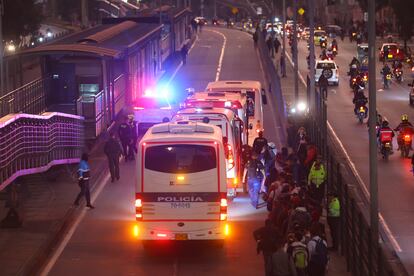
[310,238,328,266]
[291,244,309,269]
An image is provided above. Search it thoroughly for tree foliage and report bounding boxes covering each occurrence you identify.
[2,0,43,41]
[355,0,389,11]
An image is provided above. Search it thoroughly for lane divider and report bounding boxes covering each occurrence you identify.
[284,50,403,253]
[205,29,227,81]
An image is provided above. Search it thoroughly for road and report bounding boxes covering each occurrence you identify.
[43,28,275,276]
[294,36,414,273]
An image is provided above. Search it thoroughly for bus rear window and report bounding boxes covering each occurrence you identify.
[145,145,217,173]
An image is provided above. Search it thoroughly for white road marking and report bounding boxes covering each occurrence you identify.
[166,36,199,86]
[285,50,403,253]
[205,29,227,81]
[40,172,112,275]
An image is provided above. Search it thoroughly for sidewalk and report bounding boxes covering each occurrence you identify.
[272,47,351,276]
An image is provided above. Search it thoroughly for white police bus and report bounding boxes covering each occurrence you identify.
[134,121,229,244]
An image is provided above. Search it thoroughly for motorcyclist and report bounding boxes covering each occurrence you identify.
[348,63,359,78]
[392,60,403,70]
[394,114,414,150]
[320,49,328,60]
[352,88,368,117]
[377,120,395,152]
[326,47,334,59]
[331,39,338,52]
[381,63,392,84]
[320,36,327,48]
[349,57,360,69]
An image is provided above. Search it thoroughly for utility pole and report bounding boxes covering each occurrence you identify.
[368,0,378,270]
[213,0,217,18]
[309,0,315,113]
[159,0,162,24]
[292,0,299,103]
[81,0,88,27]
[282,0,286,68]
[200,0,204,17]
[0,0,4,95]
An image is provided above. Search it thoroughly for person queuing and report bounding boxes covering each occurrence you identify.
[104,132,122,182]
[251,125,334,276]
[118,116,132,161]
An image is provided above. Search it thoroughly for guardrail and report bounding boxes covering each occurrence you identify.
[307,88,408,275]
[0,76,51,118]
[0,112,84,190]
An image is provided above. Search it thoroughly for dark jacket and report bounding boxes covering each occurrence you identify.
[104,137,122,158]
[253,225,280,254]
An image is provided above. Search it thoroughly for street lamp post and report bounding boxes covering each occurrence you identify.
[282,0,286,69]
[293,0,299,103]
[309,0,316,115]
[368,0,378,269]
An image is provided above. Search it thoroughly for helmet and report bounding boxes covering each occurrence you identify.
[268,142,276,149]
[351,64,357,69]
[382,120,389,127]
[258,130,264,137]
[401,114,408,122]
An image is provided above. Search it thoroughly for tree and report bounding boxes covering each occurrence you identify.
[355,0,389,11]
[2,0,43,41]
[390,0,414,51]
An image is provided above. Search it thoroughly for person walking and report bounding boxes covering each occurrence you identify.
[307,224,328,276]
[266,36,274,57]
[127,114,138,160]
[104,132,122,182]
[181,44,188,65]
[307,156,327,204]
[274,37,281,54]
[74,153,94,208]
[253,31,259,47]
[118,116,131,161]
[287,232,309,276]
[327,192,341,251]
[280,53,287,78]
[253,219,280,276]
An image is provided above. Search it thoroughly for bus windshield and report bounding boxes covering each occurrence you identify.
[145,145,216,174]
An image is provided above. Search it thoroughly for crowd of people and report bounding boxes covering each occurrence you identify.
[252,127,341,276]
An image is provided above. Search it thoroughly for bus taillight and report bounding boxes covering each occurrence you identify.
[135,196,143,221]
[220,198,228,221]
[225,144,235,170]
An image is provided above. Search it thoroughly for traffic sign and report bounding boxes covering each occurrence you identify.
[257,7,262,15]
[232,7,239,15]
[298,8,305,16]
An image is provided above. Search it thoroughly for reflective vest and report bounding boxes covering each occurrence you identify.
[328,198,340,217]
[308,162,326,187]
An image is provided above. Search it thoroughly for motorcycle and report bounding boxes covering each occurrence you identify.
[332,45,338,56]
[381,141,392,161]
[357,106,367,124]
[400,133,412,158]
[394,68,403,83]
[383,73,392,89]
[362,72,368,86]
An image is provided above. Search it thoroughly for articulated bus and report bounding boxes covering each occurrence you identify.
[135,121,229,244]
[171,107,244,196]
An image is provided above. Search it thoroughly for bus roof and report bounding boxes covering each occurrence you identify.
[188,91,245,102]
[141,121,223,144]
[175,107,237,121]
[206,80,261,91]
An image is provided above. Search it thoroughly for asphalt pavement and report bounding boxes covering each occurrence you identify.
[45,27,271,276]
[290,36,414,273]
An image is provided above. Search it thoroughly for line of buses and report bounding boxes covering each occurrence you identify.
[133,80,268,245]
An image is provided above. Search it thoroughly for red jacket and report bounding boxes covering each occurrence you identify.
[304,145,318,167]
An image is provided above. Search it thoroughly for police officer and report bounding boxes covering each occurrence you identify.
[74,153,94,208]
[118,116,131,161]
[127,114,138,160]
[327,192,340,251]
[253,130,268,155]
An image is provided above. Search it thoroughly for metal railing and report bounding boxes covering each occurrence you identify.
[0,76,51,118]
[0,112,84,190]
[307,88,408,275]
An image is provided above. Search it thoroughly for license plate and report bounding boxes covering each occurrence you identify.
[175,233,188,240]
[388,54,393,58]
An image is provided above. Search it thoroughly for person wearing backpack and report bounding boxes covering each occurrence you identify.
[287,204,311,233]
[287,232,309,276]
[307,224,329,276]
[271,238,298,276]
[254,219,281,276]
